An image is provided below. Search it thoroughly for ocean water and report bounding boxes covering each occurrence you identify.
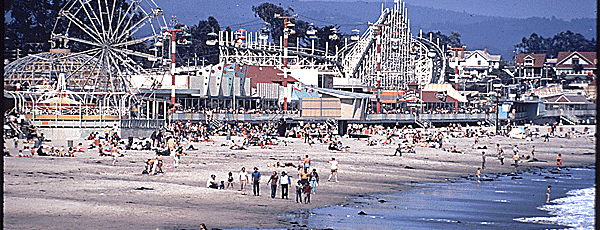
[285,166,595,230]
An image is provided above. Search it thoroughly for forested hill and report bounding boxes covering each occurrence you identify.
[158,0,595,60]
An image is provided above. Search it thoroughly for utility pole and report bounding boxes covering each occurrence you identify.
[275,13,298,112]
[165,16,182,121]
[372,23,386,114]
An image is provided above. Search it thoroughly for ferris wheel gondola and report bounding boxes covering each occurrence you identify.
[350,29,360,41]
[259,23,270,40]
[206,32,218,46]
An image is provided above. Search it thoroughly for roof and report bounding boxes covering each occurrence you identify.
[464,50,501,62]
[308,86,370,99]
[422,83,467,102]
[515,53,546,68]
[243,65,298,88]
[543,94,591,103]
[555,51,597,69]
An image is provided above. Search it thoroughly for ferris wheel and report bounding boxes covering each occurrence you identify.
[50,0,168,93]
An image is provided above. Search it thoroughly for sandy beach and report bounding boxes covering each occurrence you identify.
[3,125,595,229]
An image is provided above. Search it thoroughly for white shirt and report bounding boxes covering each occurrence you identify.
[329,160,339,170]
[239,170,248,181]
[206,178,217,187]
[280,175,290,185]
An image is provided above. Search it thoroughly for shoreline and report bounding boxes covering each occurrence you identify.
[3,125,595,229]
[290,165,595,230]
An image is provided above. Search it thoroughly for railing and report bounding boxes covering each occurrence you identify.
[544,109,596,117]
[120,119,165,129]
[170,113,300,122]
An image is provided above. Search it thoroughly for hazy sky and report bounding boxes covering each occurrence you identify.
[300,0,597,20]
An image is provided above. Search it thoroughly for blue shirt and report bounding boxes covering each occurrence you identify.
[252,171,261,181]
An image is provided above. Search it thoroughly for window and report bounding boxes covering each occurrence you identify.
[477,60,481,65]
[524,59,534,66]
[572,57,579,65]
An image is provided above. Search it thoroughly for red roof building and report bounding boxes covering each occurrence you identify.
[243,65,298,89]
[515,53,547,79]
[555,51,597,76]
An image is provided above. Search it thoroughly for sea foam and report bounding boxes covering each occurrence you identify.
[515,187,595,229]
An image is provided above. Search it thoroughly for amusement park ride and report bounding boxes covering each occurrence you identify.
[3,0,447,139]
[215,0,446,91]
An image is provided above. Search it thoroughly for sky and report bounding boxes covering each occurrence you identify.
[300,0,597,20]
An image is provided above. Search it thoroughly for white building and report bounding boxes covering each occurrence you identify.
[448,48,501,80]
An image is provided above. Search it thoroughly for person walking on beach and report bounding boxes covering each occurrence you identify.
[546,185,552,203]
[279,171,291,199]
[513,145,519,156]
[309,169,319,194]
[530,146,536,160]
[303,155,311,169]
[252,167,261,196]
[497,144,504,165]
[239,167,248,195]
[394,143,402,157]
[481,152,486,170]
[513,153,520,168]
[295,180,303,203]
[267,171,279,198]
[556,154,562,170]
[299,168,309,185]
[303,182,311,204]
[328,158,339,182]
[476,167,481,183]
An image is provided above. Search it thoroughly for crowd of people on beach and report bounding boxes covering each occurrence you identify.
[4,110,593,208]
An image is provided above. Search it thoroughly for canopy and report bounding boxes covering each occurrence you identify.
[38,97,81,106]
[508,127,526,139]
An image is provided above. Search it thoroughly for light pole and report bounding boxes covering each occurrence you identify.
[495,91,500,135]
[275,13,298,112]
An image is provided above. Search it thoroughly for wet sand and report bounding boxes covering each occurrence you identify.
[3,125,595,229]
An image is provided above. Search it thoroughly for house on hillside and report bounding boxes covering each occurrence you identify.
[515,53,548,79]
[555,51,596,88]
[448,48,501,80]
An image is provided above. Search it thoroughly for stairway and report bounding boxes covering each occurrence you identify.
[560,114,578,125]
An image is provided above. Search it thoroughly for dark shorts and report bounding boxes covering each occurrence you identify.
[331,169,337,173]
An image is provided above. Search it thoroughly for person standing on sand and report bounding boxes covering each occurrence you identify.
[546,185,552,203]
[476,167,481,183]
[497,144,505,165]
[481,152,486,170]
[513,145,519,156]
[252,167,261,196]
[309,169,319,194]
[226,172,234,190]
[279,171,291,199]
[295,180,303,203]
[239,167,248,195]
[513,153,519,168]
[267,171,279,198]
[303,181,311,204]
[394,143,402,156]
[328,158,339,182]
[304,155,311,169]
[556,154,562,170]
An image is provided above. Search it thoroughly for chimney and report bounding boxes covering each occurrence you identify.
[484,47,487,53]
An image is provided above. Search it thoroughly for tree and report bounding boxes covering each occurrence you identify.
[424,31,463,49]
[515,30,596,58]
[4,0,65,56]
[251,2,310,48]
[175,16,221,65]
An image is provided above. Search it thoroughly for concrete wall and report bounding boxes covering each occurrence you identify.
[120,128,156,139]
[38,127,156,142]
[38,128,104,141]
